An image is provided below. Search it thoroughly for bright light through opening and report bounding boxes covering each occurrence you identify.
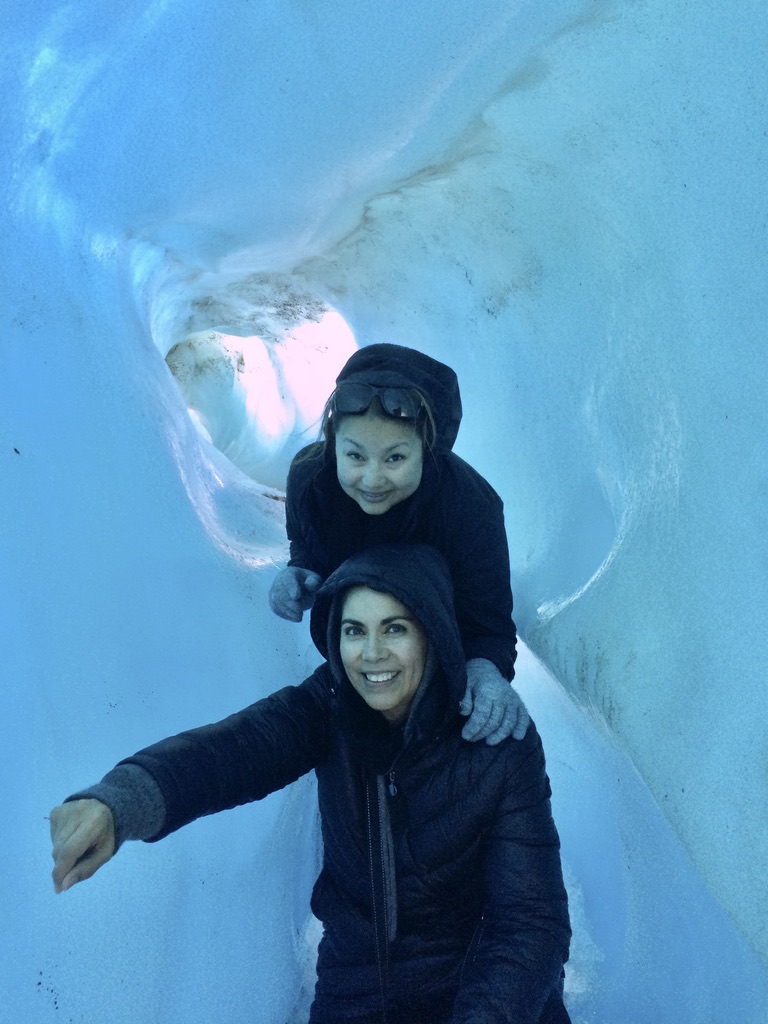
[166,309,357,489]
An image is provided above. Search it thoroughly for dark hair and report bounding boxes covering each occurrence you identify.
[319,389,438,452]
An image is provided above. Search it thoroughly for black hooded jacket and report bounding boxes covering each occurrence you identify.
[286,344,517,679]
[119,545,570,1024]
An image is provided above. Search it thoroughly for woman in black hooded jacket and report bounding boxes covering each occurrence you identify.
[50,544,571,1024]
[270,343,526,746]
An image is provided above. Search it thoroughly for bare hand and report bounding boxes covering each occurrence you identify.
[50,799,116,893]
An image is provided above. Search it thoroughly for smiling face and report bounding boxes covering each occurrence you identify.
[339,586,428,725]
[334,407,424,515]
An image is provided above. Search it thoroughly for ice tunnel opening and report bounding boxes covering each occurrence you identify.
[163,307,358,491]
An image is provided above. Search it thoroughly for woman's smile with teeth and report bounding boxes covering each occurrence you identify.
[365,671,397,683]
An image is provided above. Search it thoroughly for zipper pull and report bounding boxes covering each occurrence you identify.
[388,771,398,797]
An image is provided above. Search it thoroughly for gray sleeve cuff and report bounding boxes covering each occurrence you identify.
[66,763,167,848]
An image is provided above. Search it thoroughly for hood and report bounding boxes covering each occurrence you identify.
[335,343,462,452]
[310,543,467,707]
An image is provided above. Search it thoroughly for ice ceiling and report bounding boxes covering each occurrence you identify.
[2,0,767,1020]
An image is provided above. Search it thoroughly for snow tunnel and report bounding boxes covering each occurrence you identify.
[2,1,767,1021]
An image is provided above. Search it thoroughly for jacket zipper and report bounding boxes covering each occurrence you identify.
[458,916,484,991]
[366,765,403,1024]
[365,780,389,1024]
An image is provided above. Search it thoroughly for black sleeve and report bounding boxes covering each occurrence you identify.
[451,725,571,1024]
[119,669,333,841]
[285,445,325,572]
[439,457,518,678]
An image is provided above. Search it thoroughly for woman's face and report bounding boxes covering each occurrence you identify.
[340,586,428,725]
[334,408,424,515]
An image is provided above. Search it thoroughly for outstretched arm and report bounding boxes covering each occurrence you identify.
[49,669,333,891]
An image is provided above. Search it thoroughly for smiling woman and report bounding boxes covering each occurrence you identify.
[48,544,571,1024]
[339,586,428,723]
[334,407,425,515]
[269,342,528,747]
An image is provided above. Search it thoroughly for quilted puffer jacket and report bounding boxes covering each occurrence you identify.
[122,544,570,1024]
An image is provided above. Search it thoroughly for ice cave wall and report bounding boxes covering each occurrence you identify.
[2,0,767,988]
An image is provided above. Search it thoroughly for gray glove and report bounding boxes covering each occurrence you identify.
[269,566,323,622]
[460,658,529,745]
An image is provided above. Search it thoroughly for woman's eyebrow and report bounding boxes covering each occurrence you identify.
[341,615,414,626]
[338,437,413,453]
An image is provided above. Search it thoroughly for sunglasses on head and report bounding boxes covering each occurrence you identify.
[331,382,424,420]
